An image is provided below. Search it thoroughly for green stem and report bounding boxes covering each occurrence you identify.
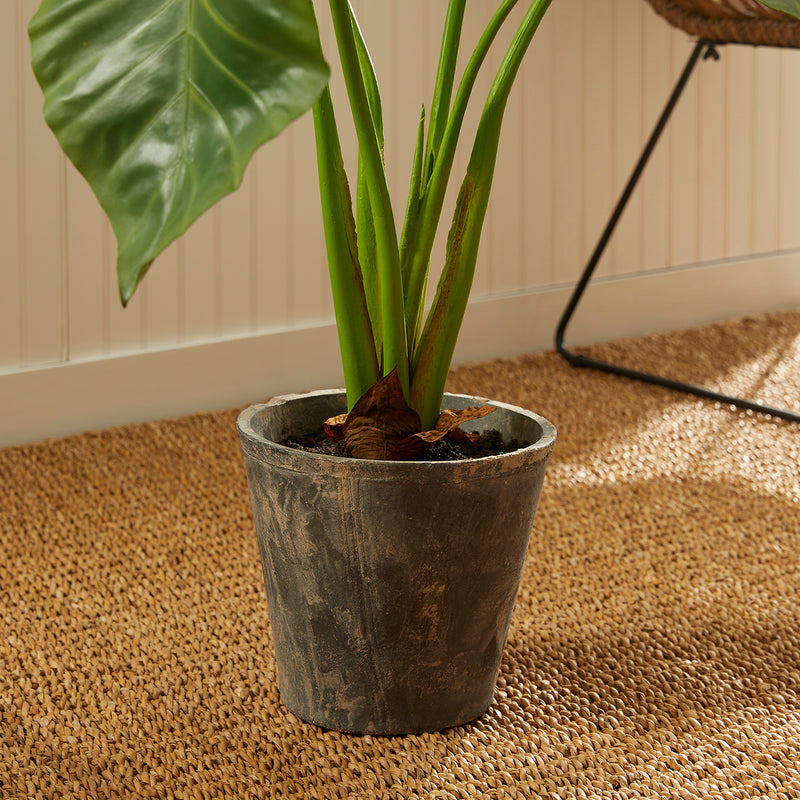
[410,0,553,428]
[424,0,467,175]
[312,88,379,408]
[398,105,427,352]
[329,0,409,397]
[351,6,385,359]
[402,0,522,352]
[398,0,465,356]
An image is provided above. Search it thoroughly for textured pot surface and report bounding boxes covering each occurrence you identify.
[238,390,555,734]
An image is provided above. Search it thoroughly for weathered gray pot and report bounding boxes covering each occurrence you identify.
[237,389,555,734]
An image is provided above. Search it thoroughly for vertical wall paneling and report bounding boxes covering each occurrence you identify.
[482,2,512,296]
[780,50,800,251]
[217,173,256,338]
[347,0,397,329]
[725,46,756,260]
[175,196,219,345]
[316,5,345,325]
[282,8,331,327]
[248,170,259,331]
[640,6,672,272]
[58,155,69,363]
[487,2,530,297]
[20,0,65,367]
[0,0,23,371]
[478,45,498,299]
[668,32,701,267]
[582,2,614,279]
[698,45,727,263]
[610,0,644,277]
[143,232,182,351]
[97,172,148,357]
[287,115,327,326]
[450,3,493,300]
[475,0,508,298]
[105,229,147,355]
[551,1,584,286]
[390,0,442,304]
[363,0,397,203]
[752,47,782,255]
[521,11,555,292]
[65,166,106,361]
[386,0,431,224]
[252,135,291,333]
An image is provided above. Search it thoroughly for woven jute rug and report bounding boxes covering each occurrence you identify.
[2,309,799,799]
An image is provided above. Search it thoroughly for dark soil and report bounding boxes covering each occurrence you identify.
[280,428,531,461]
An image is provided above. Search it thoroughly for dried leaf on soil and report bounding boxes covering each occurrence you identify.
[342,370,422,460]
[323,372,496,460]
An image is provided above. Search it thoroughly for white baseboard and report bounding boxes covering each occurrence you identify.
[3,253,799,448]
[455,251,800,365]
[0,325,344,449]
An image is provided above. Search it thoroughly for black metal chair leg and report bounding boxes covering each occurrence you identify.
[555,39,800,424]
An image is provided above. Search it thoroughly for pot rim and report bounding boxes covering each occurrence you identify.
[238,389,556,476]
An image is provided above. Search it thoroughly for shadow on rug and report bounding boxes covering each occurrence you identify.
[2,309,799,798]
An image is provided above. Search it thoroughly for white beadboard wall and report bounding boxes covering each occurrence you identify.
[3,0,800,447]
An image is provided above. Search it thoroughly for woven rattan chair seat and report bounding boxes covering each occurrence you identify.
[646,0,800,46]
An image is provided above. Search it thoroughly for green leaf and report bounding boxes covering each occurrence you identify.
[357,163,382,357]
[758,0,800,18]
[350,7,384,149]
[399,105,427,348]
[29,0,329,305]
[411,0,553,428]
[328,0,408,397]
[351,7,384,357]
[425,0,466,177]
[312,88,379,409]
[411,176,487,429]
[402,0,521,347]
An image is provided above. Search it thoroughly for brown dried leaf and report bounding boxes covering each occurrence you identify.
[410,405,496,445]
[331,378,497,461]
[384,435,428,461]
[322,413,347,442]
[343,370,422,460]
[444,427,480,444]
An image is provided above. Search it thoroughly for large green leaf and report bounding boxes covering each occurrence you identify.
[29,0,329,304]
[759,0,800,18]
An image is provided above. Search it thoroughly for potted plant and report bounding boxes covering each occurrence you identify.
[29,0,557,733]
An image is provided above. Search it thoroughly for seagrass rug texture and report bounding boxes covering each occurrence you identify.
[2,309,800,799]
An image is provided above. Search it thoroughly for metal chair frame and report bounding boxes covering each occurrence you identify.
[554,35,800,424]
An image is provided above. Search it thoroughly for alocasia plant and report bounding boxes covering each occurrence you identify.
[29,0,554,456]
